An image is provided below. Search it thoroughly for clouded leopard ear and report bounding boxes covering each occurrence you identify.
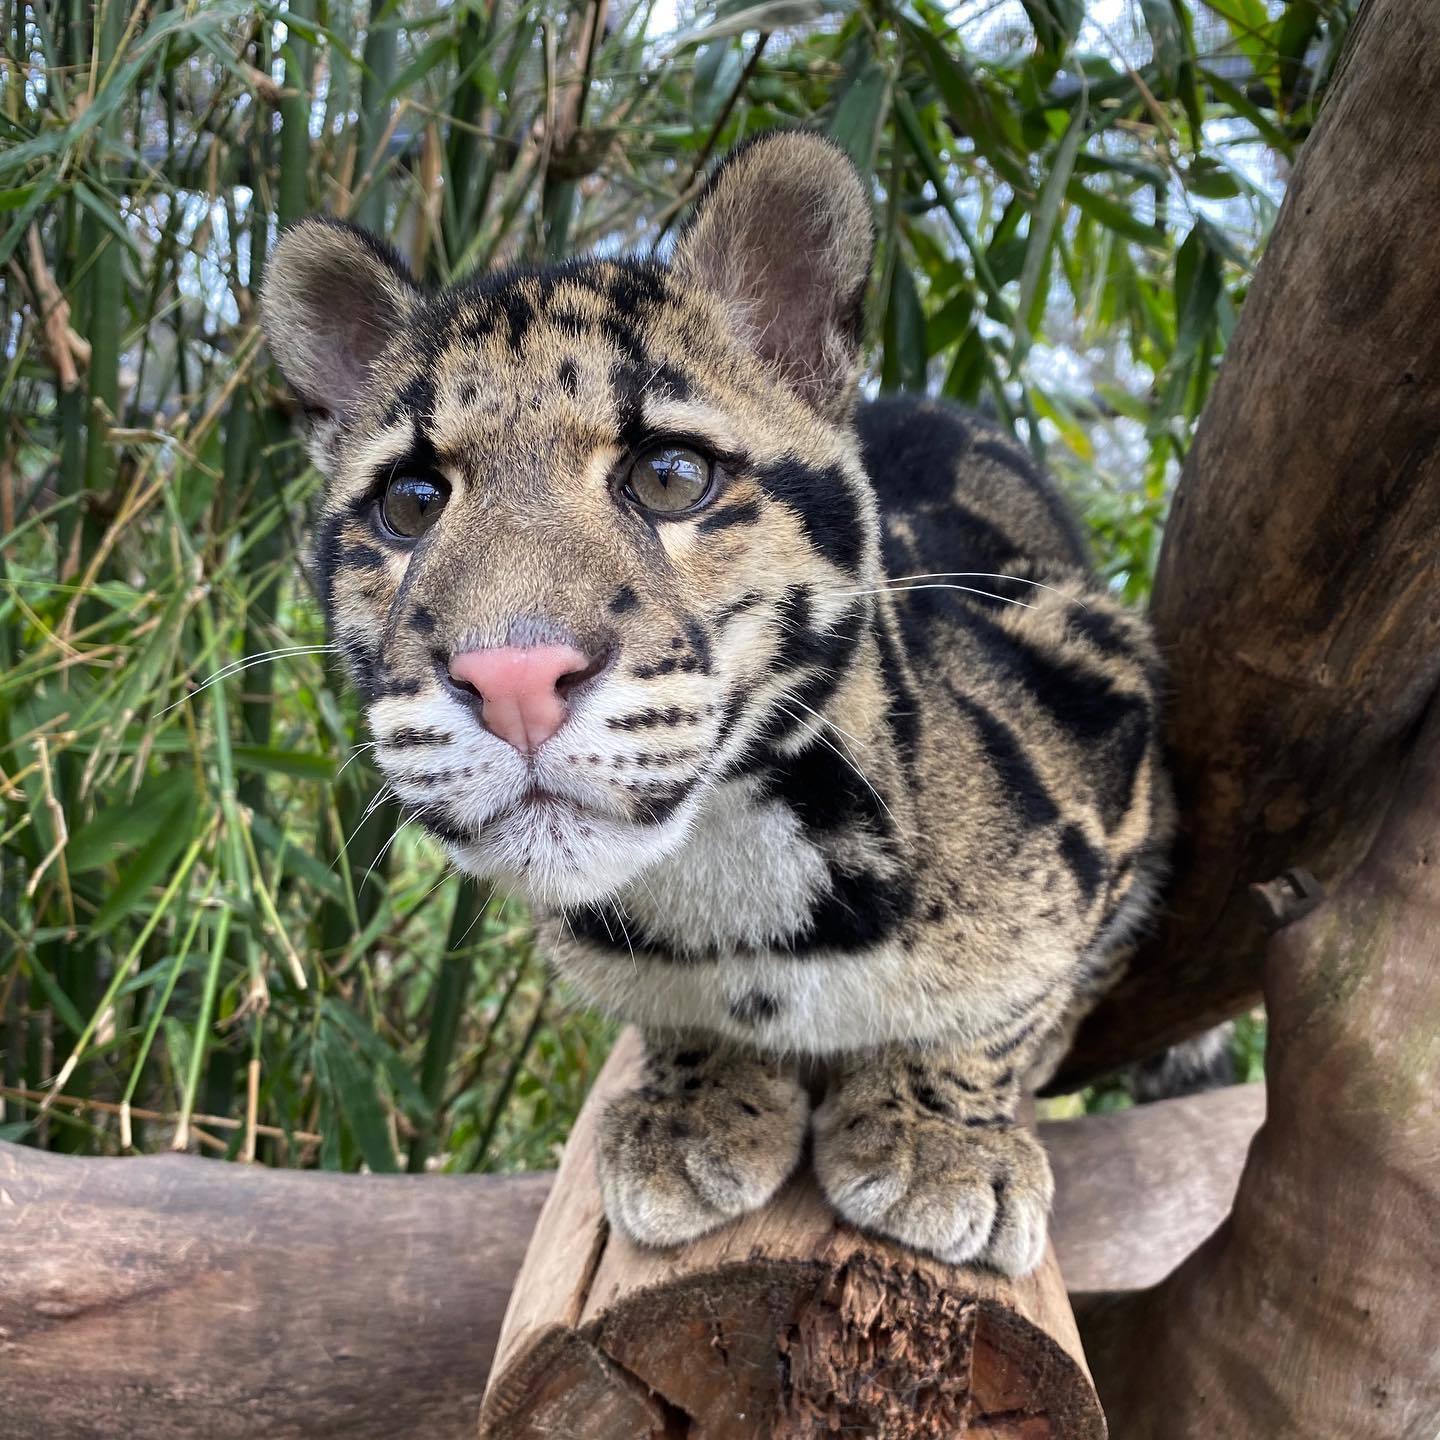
[260,217,418,428]
[671,130,874,419]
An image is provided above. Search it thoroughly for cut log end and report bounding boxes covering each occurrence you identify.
[480,1031,1104,1440]
[481,1243,1102,1439]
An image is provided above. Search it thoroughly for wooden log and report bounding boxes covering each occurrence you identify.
[1043,1083,1263,1296]
[0,1145,549,1440]
[479,1029,1105,1439]
[1057,0,1440,1085]
[0,1081,1266,1436]
[1080,687,1440,1437]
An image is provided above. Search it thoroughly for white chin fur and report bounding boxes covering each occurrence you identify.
[370,688,708,909]
[444,800,694,908]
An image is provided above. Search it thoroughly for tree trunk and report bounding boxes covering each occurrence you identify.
[479,1030,1105,1440]
[1057,0,1440,1085]
[1079,691,1440,1438]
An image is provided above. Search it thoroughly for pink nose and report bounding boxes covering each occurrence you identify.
[447,644,594,753]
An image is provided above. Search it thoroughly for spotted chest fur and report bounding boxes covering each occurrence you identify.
[262,132,1171,1276]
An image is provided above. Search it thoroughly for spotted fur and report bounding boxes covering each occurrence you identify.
[261,132,1172,1275]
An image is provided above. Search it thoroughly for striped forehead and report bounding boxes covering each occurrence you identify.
[387,264,704,454]
[411,260,673,373]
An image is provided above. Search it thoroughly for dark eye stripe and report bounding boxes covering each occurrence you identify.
[696,499,760,535]
[754,457,864,573]
[339,542,386,569]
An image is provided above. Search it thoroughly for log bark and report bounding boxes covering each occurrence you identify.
[1057,0,1440,1085]
[0,1147,549,1439]
[479,1029,1105,1439]
[1079,690,1440,1438]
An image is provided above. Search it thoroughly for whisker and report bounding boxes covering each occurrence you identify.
[610,901,639,977]
[586,895,634,973]
[331,783,396,872]
[415,865,457,910]
[359,815,411,894]
[628,867,666,931]
[555,905,579,954]
[158,644,339,716]
[453,882,492,948]
[830,571,1090,613]
[774,701,900,834]
[337,741,382,778]
[784,694,872,753]
[827,582,1036,609]
[882,570,1085,604]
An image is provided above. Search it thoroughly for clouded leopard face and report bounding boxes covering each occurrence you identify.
[262,133,881,906]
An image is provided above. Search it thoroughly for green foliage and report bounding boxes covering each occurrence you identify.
[1,0,1348,1164]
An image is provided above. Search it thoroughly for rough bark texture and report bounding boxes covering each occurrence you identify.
[479,1029,1105,1440]
[1080,692,1440,1439]
[1057,0,1440,1085]
[0,1147,549,1439]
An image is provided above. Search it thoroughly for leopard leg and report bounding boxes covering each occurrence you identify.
[597,1031,809,1248]
[813,1016,1056,1276]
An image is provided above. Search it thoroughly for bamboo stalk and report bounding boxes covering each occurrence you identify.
[405,880,493,1172]
[354,0,398,233]
[277,0,315,233]
[78,0,125,534]
[1,1086,323,1146]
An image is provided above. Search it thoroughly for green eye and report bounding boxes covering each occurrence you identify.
[624,445,713,516]
[380,472,450,539]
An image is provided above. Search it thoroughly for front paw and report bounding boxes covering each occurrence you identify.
[813,1104,1053,1276]
[597,1075,807,1248]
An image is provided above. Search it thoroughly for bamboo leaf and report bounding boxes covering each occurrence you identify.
[927,287,975,353]
[0,185,40,212]
[1139,0,1184,83]
[249,813,347,903]
[316,1018,399,1172]
[828,59,889,182]
[1022,0,1085,53]
[88,804,197,935]
[1015,100,1087,357]
[1064,180,1161,246]
[671,2,850,48]
[232,745,337,781]
[25,953,87,1038]
[692,39,744,126]
[1276,0,1322,106]
[1173,223,1222,363]
[904,20,1029,192]
[881,251,927,391]
[324,999,433,1123]
[1202,64,1296,155]
[66,771,198,873]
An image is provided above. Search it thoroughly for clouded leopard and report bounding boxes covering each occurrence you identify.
[261,131,1171,1275]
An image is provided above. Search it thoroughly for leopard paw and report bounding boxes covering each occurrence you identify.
[597,1065,807,1248]
[813,1103,1053,1276]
